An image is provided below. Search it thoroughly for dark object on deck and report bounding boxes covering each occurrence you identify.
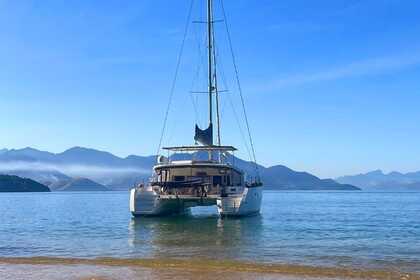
[195,124,213,146]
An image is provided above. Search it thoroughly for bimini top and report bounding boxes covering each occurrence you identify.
[162,145,237,152]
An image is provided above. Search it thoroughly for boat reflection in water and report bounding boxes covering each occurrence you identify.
[128,208,263,261]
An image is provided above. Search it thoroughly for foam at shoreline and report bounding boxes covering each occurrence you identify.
[0,257,418,280]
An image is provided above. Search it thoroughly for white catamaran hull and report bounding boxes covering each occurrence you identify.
[130,186,263,217]
[130,187,188,216]
[217,186,263,216]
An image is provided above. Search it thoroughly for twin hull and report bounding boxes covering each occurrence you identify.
[130,186,263,217]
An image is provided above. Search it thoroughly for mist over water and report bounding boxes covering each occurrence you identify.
[1,191,420,276]
[0,161,149,177]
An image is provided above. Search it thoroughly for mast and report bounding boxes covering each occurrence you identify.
[207,0,214,145]
[212,23,221,147]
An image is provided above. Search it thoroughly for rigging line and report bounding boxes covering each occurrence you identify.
[190,23,204,126]
[156,0,195,157]
[191,19,211,127]
[214,64,222,146]
[191,25,212,128]
[192,28,205,82]
[189,87,200,126]
[215,44,253,161]
[214,49,252,165]
[220,0,260,179]
[166,90,194,146]
[227,91,252,162]
[191,28,210,128]
[215,47,229,91]
[212,10,222,147]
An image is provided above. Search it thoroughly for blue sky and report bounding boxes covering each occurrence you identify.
[1,0,420,178]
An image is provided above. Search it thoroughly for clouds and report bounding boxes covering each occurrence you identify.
[256,51,420,91]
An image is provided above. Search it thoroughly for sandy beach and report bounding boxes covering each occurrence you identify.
[1,257,418,280]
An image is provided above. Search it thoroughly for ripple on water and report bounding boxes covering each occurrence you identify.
[1,191,420,274]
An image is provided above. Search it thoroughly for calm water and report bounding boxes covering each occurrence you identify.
[1,191,420,273]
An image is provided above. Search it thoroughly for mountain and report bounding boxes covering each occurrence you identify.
[336,170,420,190]
[4,169,71,187]
[57,178,109,192]
[0,175,50,192]
[261,165,360,190]
[0,147,359,191]
[0,147,55,162]
[56,147,127,166]
[0,147,153,188]
[0,146,154,169]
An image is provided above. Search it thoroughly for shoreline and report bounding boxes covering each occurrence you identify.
[1,257,418,280]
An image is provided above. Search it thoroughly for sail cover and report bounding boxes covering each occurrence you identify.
[194,124,213,146]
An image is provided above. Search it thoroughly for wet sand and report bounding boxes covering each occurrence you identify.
[0,257,418,280]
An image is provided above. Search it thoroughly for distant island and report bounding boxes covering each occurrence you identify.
[0,147,360,191]
[0,175,50,192]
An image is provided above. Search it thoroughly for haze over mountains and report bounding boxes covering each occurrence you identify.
[0,147,153,190]
[52,177,109,192]
[0,147,359,191]
[337,170,420,190]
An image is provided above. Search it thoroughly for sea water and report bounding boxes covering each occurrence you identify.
[0,191,419,277]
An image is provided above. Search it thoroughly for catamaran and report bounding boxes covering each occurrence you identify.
[130,0,262,217]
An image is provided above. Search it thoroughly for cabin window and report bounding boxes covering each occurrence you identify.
[213,176,222,186]
[226,175,231,186]
[196,172,207,176]
[173,176,185,182]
